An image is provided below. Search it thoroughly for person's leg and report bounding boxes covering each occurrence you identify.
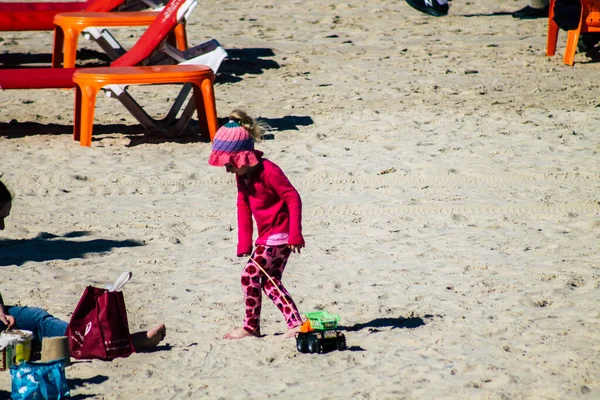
[223,253,264,339]
[258,245,303,334]
[5,306,68,342]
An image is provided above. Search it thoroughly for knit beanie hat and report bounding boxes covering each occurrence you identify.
[208,121,263,168]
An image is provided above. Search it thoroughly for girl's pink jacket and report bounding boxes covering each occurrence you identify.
[235,159,304,256]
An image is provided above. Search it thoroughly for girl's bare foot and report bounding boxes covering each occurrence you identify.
[223,327,260,340]
[280,325,301,339]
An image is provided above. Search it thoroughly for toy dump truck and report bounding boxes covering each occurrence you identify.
[295,311,347,354]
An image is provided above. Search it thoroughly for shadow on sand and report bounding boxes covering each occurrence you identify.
[217,48,280,84]
[0,115,315,146]
[461,11,514,17]
[68,374,110,399]
[0,231,143,266]
[259,116,314,133]
[341,315,433,332]
[0,49,112,68]
[0,46,312,145]
[0,121,145,140]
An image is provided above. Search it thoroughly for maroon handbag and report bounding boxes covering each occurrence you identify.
[66,284,135,360]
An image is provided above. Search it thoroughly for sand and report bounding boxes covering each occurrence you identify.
[1,0,600,398]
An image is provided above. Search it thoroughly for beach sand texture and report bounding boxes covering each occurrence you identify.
[1,0,600,398]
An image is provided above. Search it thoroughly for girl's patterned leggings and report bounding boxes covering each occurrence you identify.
[241,244,302,334]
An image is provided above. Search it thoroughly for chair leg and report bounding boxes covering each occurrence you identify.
[564,2,586,66]
[78,84,100,147]
[546,0,559,56]
[174,22,188,51]
[199,78,218,141]
[52,26,65,68]
[192,84,208,140]
[564,28,581,66]
[73,85,82,141]
[63,27,82,69]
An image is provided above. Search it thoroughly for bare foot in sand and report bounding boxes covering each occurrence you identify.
[280,325,301,339]
[131,324,166,351]
[223,327,260,340]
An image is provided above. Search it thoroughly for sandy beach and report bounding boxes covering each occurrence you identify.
[1,0,600,398]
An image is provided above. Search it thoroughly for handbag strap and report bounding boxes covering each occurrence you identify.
[107,271,132,292]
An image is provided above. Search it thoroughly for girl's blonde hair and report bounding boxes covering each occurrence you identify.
[229,109,269,141]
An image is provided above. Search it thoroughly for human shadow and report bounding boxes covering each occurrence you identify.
[69,374,109,398]
[217,48,280,84]
[0,231,143,266]
[340,315,431,332]
[0,49,112,68]
[69,375,109,389]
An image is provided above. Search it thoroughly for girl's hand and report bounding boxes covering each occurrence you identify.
[288,244,304,253]
[0,313,15,329]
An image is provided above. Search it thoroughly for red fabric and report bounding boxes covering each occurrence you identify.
[0,11,67,31]
[66,286,135,360]
[0,0,125,31]
[236,159,304,256]
[0,69,77,90]
[85,0,126,12]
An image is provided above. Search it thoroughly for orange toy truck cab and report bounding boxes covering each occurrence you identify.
[299,320,312,333]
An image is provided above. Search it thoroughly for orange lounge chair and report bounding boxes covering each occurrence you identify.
[0,0,227,146]
[52,10,188,68]
[547,0,600,65]
[72,65,217,146]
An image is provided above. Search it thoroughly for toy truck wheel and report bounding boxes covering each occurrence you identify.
[307,336,321,354]
[336,334,347,351]
[296,335,308,353]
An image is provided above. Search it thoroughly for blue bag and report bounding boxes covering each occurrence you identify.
[10,358,70,400]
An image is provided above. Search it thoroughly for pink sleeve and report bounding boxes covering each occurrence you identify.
[236,177,254,256]
[266,163,304,246]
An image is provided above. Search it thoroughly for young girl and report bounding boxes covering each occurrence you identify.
[209,110,304,340]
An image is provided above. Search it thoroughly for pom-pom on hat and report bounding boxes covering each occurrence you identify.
[208,121,263,168]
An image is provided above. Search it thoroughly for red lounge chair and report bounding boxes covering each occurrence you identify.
[0,0,159,31]
[0,0,227,145]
